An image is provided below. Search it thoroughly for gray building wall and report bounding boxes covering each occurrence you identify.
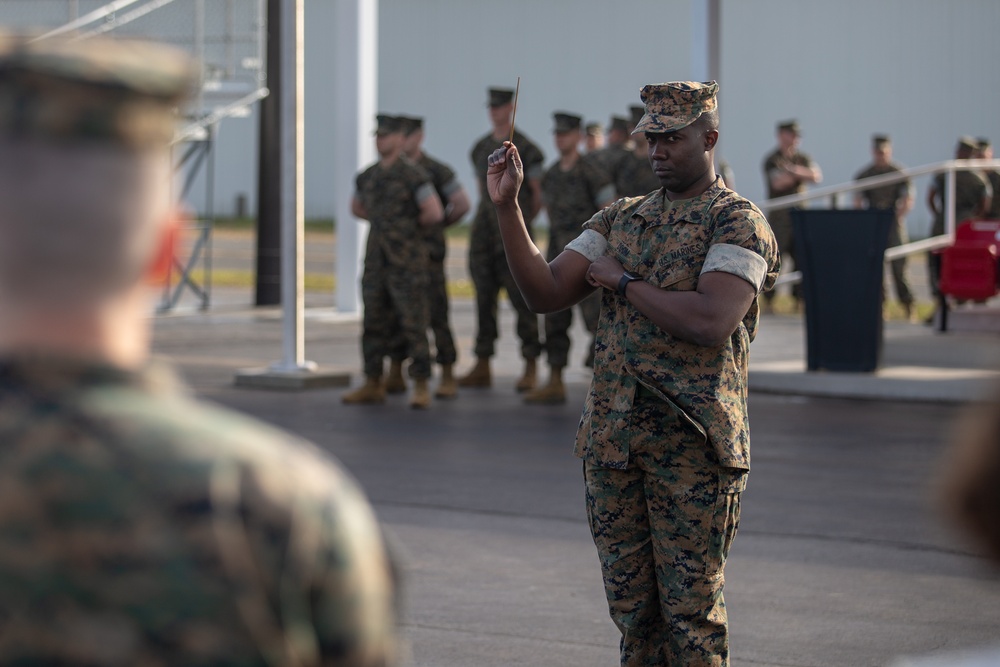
[2,0,999,240]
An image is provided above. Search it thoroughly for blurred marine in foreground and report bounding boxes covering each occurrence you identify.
[0,33,400,665]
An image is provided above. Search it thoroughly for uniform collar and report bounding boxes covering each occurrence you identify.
[632,176,726,226]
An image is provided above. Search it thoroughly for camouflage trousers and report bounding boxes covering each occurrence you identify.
[885,218,913,306]
[389,258,457,366]
[544,230,599,367]
[584,390,747,667]
[468,216,541,360]
[361,266,431,379]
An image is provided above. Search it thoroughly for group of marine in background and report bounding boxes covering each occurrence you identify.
[766,120,998,324]
[343,87,665,409]
[344,86,1000,410]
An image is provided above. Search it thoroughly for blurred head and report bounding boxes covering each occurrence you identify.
[976,137,993,160]
[399,115,424,157]
[956,136,978,159]
[872,135,892,166]
[777,120,800,152]
[584,122,604,152]
[941,387,1000,564]
[0,33,194,310]
[374,114,404,158]
[552,112,582,157]
[487,87,514,131]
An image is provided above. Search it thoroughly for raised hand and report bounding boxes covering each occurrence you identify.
[486,141,523,207]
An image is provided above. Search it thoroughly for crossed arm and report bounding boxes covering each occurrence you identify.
[488,142,757,348]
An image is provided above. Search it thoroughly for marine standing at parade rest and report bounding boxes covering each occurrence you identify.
[460,87,545,391]
[384,115,471,399]
[344,114,444,408]
[975,137,1000,220]
[761,119,822,311]
[926,136,992,299]
[853,134,916,320]
[0,33,400,665]
[485,81,778,666]
[526,112,615,405]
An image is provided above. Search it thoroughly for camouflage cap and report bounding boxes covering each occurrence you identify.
[608,115,629,134]
[631,81,718,136]
[553,111,582,133]
[977,137,991,149]
[375,114,403,135]
[0,32,196,148]
[585,121,602,136]
[777,119,800,135]
[398,115,423,135]
[488,87,514,107]
[958,135,978,151]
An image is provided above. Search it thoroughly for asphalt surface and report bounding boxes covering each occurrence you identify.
[151,281,1000,667]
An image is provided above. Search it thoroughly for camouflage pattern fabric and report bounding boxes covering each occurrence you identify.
[388,152,462,366]
[541,155,613,367]
[355,157,434,378]
[0,33,195,148]
[575,176,779,471]
[631,81,718,136]
[576,176,775,666]
[585,391,746,667]
[468,129,544,359]
[0,357,399,666]
[854,161,915,305]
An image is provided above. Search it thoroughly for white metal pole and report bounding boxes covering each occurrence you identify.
[333,0,378,314]
[274,0,314,372]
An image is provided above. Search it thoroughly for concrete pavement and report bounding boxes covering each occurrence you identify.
[151,287,1000,667]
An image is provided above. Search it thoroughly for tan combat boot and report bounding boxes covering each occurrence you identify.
[515,358,538,393]
[524,366,565,404]
[410,378,431,409]
[341,376,385,404]
[385,359,407,394]
[435,363,458,399]
[457,357,491,388]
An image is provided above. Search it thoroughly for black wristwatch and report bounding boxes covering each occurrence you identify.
[617,271,642,297]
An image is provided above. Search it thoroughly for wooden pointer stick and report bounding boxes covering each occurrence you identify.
[509,76,520,144]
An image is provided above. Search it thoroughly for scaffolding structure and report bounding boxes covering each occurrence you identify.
[0,0,268,312]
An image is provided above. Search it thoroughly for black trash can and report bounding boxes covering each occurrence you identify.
[792,209,893,373]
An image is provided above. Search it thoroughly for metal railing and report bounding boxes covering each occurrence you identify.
[762,158,1000,286]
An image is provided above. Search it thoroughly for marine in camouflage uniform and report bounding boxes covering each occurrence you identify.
[853,134,916,317]
[590,115,632,194]
[346,114,444,409]
[613,105,662,198]
[385,115,471,399]
[926,136,992,297]
[486,81,779,666]
[0,33,399,666]
[761,120,822,308]
[526,112,615,405]
[461,87,545,391]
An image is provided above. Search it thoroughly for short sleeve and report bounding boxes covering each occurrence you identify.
[705,196,780,293]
